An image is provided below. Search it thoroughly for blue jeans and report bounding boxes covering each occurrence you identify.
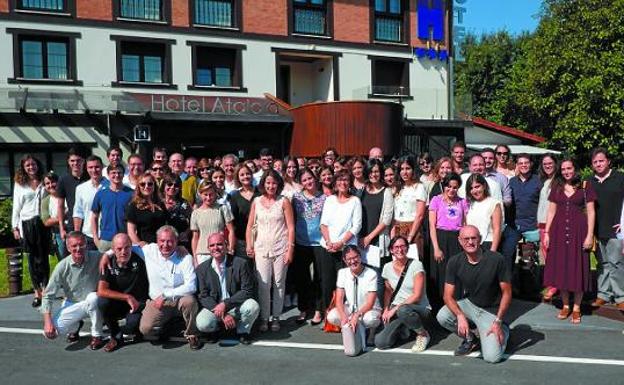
[53,231,67,260]
[436,298,509,363]
[499,226,522,272]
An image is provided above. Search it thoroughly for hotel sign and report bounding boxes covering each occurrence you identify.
[131,93,282,116]
[415,0,467,62]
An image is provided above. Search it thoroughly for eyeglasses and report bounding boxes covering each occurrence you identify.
[200,167,211,172]
[151,167,163,172]
[139,182,154,187]
[496,152,509,156]
[208,243,225,247]
[392,244,408,250]
[165,182,179,188]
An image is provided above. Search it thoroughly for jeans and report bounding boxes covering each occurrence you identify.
[499,226,522,272]
[196,299,260,335]
[327,307,381,357]
[52,231,67,261]
[54,292,103,337]
[98,297,144,339]
[596,239,624,303]
[375,304,431,349]
[436,298,509,364]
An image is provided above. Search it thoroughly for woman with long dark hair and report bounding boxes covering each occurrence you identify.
[537,154,558,301]
[427,157,453,200]
[162,174,192,249]
[228,164,260,257]
[543,158,595,324]
[11,154,50,307]
[41,171,66,260]
[495,144,515,179]
[319,166,334,196]
[465,174,503,252]
[428,173,468,308]
[292,167,327,324]
[282,156,302,200]
[391,155,427,258]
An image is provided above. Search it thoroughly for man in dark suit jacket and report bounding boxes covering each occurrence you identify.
[195,232,259,344]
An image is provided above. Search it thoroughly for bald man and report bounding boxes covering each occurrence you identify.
[436,225,512,363]
[97,233,149,352]
[195,233,259,344]
[368,147,383,161]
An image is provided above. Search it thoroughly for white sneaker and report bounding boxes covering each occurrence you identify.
[411,331,430,353]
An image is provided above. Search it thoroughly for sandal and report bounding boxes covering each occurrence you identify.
[557,306,571,320]
[570,310,581,324]
[295,312,307,325]
[310,312,323,326]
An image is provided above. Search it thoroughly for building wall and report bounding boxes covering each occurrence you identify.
[243,0,288,36]
[76,0,112,20]
[333,0,370,43]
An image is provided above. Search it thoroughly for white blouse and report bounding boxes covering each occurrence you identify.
[320,195,362,249]
[466,197,503,243]
[11,182,46,231]
[393,183,427,222]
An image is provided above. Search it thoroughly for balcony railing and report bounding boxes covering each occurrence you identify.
[294,8,326,35]
[375,16,402,42]
[195,0,233,27]
[120,0,162,21]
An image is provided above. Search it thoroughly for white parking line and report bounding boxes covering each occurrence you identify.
[1,326,623,366]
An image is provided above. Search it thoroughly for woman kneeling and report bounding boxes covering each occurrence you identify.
[327,246,381,356]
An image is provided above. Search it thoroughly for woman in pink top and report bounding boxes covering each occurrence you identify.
[428,173,468,309]
[246,169,295,332]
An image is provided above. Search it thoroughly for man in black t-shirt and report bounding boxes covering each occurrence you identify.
[57,147,88,245]
[97,233,149,352]
[436,225,512,363]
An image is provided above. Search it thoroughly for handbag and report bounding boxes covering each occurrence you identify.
[323,291,341,333]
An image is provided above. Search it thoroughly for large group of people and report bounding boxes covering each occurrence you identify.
[10,142,624,363]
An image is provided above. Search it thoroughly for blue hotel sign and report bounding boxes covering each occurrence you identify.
[414,0,466,62]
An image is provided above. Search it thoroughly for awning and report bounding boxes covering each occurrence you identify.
[0,88,148,114]
[467,144,561,155]
[0,126,108,146]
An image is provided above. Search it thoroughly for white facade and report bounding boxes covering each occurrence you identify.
[0,20,448,119]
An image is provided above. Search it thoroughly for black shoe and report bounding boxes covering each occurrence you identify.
[66,320,84,343]
[366,330,377,347]
[188,336,203,351]
[205,332,220,344]
[31,297,41,308]
[454,338,480,356]
[238,333,253,345]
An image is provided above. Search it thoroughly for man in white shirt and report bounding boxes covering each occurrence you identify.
[222,153,239,194]
[253,148,274,186]
[327,245,381,356]
[138,225,202,350]
[73,155,108,250]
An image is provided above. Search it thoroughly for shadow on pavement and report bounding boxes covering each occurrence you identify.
[507,324,545,354]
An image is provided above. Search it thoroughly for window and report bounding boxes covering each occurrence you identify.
[372,0,407,43]
[369,56,411,98]
[292,0,329,36]
[111,36,176,88]
[116,0,166,22]
[188,42,246,91]
[8,29,81,85]
[193,0,237,28]
[17,0,66,12]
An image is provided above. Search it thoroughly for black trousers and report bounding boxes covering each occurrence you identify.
[317,249,344,313]
[21,217,50,291]
[293,245,325,313]
[98,297,144,339]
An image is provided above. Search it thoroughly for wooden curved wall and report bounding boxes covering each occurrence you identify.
[289,101,403,157]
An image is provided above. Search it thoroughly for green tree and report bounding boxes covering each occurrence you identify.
[520,0,624,159]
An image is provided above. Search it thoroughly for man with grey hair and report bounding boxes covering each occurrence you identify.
[138,225,201,350]
[368,147,384,161]
[42,231,105,350]
[222,153,239,193]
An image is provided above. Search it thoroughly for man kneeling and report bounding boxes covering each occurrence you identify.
[42,231,105,349]
[436,225,511,363]
[195,233,259,345]
[97,233,149,352]
[327,246,381,356]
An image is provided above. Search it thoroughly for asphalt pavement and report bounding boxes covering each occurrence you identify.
[1,295,623,385]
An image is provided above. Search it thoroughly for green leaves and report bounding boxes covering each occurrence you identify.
[456,0,624,162]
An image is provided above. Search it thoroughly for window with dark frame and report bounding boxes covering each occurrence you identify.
[19,36,69,80]
[373,0,404,43]
[190,44,244,90]
[120,41,166,83]
[17,0,66,12]
[293,0,327,36]
[370,58,410,97]
[194,0,235,28]
[119,0,163,21]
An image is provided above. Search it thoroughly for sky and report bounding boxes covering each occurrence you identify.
[457,0,543,36]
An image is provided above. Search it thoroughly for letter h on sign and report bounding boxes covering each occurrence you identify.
[417,0,445,42]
